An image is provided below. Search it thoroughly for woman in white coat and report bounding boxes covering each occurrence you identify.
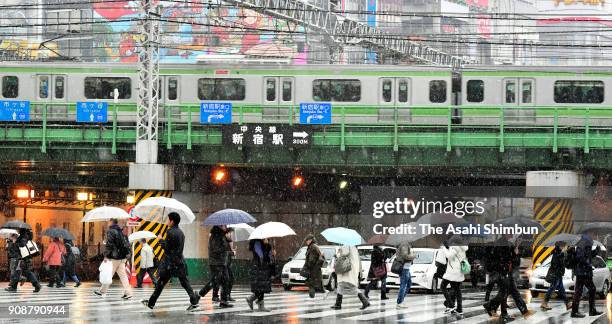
[442,245,469,316]
[331,245,370,310]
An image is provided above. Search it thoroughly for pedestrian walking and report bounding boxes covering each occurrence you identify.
[61,239,80,287]
[540,241,570,311]
[245,239,274,312]
[483,236,513,322]
[505,238,535,318]
[94,218,133,299]
[141,212,200,311]
[303,234,324,298]
[136,238,158,288]
[435,242,453,312]
[363,245,388,300]
[330,245,370,310]
[6,229,41,293]
[43,237,66,288]
[571,230,603,318]
[483,245,498,302]
[441,244,468,316]
[4,234,20,292]
[198,225,233,308]
[213,227,236,302]
[395,241,415,308]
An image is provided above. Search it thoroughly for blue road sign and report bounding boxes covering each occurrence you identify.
[0,100,30,122]
[200,102,232,124]
[76,102,108,123]
[299,103,332,125]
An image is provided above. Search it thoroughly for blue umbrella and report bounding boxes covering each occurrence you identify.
[321,227,364,246]
[202,209,257,226]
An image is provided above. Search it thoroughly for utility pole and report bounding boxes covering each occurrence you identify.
[136,0,161,165]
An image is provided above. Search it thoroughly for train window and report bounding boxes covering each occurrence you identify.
[398,80,408,103]
[554,80,603,104]
[466,80,484,103]
[168,78,178,101]
[266,79,276,102]
[521,80,532,104]
[429,80,446,103]
[55,76,65,99]
[2,76,18,98]
[282,80,292,101]
[39,76,49,99]
[84,77,131,99]
[382,79,392,102]
[313,79,361,102]
[198,78,245,101]
[505,81,516,104]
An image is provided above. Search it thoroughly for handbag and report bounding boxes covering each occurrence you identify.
[391,260,403,275]
[373,264,387,278]
[99,261,113,285]
[19,240,40,259]
[299,267,310,279]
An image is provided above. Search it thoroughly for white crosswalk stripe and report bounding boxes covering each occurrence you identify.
[0,285,607,323]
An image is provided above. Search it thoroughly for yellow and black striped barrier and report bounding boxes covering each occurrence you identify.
[132,190,172,275]
[532,198,574,267]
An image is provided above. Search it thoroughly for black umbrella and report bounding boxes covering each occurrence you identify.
[2,220,31,230]
[494,216,546,232]
[578,222,612,234]
[43,227,74,240]
[416,212,469,226]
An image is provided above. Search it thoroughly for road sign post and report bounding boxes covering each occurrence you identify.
[76,102,108,123]
[0,100,30,122]
[299,103,332,124]
[200,102,232,124]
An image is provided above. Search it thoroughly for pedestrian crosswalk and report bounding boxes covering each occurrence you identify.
[0,284,608,323]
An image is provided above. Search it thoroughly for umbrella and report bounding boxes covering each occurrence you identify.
[321,227,364,246]
[367,234,388,244]
[82,206,130,222]
[577,222,612,234]
[493,216,546,232]
[203,209,257,226]
[249,222,296,240]
[42,228,74,240]
[228,223,255,242]
[2,220,31,230]
[0,228,19,238]
[416,212,469,226]
[134,197,196,224]
[128,230,157,243]
[543,233,581,247]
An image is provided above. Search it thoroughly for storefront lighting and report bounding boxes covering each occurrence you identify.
[76,192,89,201]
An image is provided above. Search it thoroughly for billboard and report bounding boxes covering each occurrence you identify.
[537,0,608,13]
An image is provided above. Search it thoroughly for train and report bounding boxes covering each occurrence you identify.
[0,62,610,126]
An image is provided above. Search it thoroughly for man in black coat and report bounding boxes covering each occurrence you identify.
[483,236,514,322]
[213,228,236,302]
[142,212,200,311]
[6,230,41,293]
[198,225,233,308]
[571,230,602,318]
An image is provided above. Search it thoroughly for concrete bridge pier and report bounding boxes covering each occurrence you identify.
[526,171,585,267]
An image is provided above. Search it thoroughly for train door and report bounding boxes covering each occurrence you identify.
[503,78,535,122]
[36,74,67,119]
[263,77,294,121]
[377,78,410,122]
[162,76,179,120]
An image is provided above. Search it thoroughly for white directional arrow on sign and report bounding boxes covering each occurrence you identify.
[89,113,94,122]
[12,112,17,120]
[293,131,309,138]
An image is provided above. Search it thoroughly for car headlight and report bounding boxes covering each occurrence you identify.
[282,267,289,273]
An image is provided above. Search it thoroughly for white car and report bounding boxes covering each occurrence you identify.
[529,247,610,299]
[387,248,442,293]
[357,245,396,287]
[281,245,339,291]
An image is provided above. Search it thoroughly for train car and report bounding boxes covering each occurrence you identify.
[0,62,610,127]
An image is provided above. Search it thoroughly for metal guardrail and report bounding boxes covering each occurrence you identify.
[1,103,611,153]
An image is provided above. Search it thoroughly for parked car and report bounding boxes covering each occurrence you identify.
[357,244,396,287]
[281,245,339,291]
[529,246,610,299]
[386,248,442,293]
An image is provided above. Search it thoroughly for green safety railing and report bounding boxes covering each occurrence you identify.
[1,102,612,154]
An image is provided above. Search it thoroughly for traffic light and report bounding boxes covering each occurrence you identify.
[212,167,229,185]
[291,174,304,189]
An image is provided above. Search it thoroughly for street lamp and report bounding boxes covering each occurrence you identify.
[14,187,33,222]
[76,191,90,246]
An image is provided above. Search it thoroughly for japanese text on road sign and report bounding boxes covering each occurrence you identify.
[222,124,312,147]
[0,100,30,122]
[200,102,232,124]
[76,102,108,123]
[299,103,332,125]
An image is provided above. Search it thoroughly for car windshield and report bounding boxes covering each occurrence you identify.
[358,248,372,260]
[292,247,336,261]
[413,250,435,264]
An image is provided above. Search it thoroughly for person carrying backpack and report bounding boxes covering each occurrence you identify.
[330,245,370,310]
[571,230,603,318]
[395,241,416,308]
[441,244,469,317]
[94,218,133,299]
[61,239,80,287]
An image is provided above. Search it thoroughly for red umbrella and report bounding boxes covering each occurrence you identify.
[367,234,388,244]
